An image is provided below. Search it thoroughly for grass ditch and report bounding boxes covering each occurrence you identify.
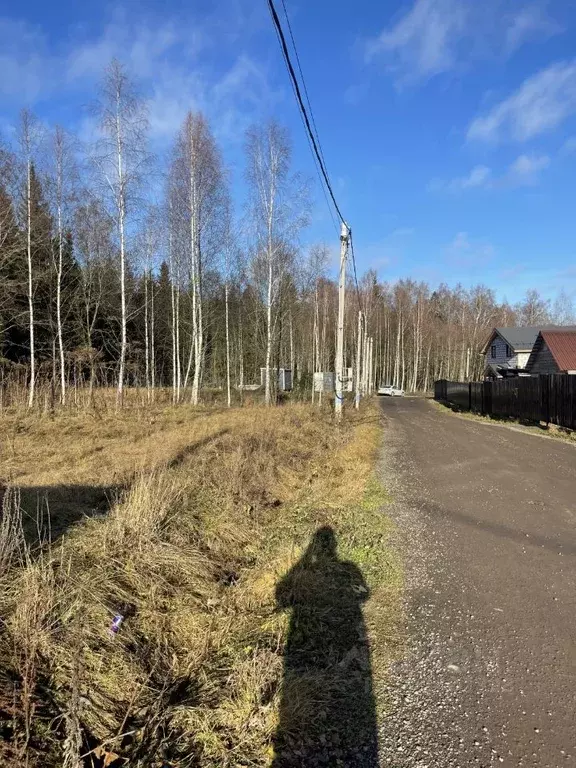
[0,402,402,767]
[432,398,576,446]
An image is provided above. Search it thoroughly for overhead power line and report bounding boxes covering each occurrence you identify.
[279,0,330,176]
[268,6,337,234]
[266,0,347,226]
[276,1,338,235]
[267,0,364,316]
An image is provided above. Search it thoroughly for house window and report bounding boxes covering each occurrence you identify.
[491,345,496,359]
[506,345,511,357]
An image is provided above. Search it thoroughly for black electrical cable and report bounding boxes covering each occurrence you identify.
[268,17,339,235]
[268,0,364,315]
[267,0,347,226]
[279,0,330,175]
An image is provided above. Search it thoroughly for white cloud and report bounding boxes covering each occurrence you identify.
[451,164,492,190]
[467,60,576,142]
[343,83,369,105]
[461,165,492,188]
[433,154,549,192]
[0,18,59,102]
[389,227,415,237]
[144,53,276,145]
[365,0,467,81]
[0,10,276,147]
[430,164,492,192]
[560,136,576,155]
[364,0,561,85]
[354,228,415,274]
[446,231,495,264]
[66,17,185,83]
[506,153,550,184]
[449,231,470,250]
[504,5,562,53]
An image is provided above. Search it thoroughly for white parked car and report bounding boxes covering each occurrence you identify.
[378,384,404,397]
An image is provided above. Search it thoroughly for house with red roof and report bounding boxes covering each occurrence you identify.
[527,329,576,375]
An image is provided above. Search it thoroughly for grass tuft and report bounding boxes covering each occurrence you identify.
[0,401,402,766]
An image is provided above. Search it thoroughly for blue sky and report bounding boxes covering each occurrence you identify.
[1,0,575,303]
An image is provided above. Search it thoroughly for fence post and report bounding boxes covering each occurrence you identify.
[468,382,472,412]
[541,375,549,425]
[482,380,492,417]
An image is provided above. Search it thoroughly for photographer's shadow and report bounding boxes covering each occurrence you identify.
[273,526,378,766]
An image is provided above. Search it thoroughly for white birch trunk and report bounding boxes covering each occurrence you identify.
[26,160,35,408]
[175,287,181,400]
[189,126,203,407]
[264,253,273,406]
[170,280,177,403]
[168,203,178,403]
[225,280,231,407]
[394,308,401,387]
[144,271,150,400]
[239,311,244,390]
[289,311,294,384]
[54,132,66,405]
[150,273,155,398]
[116,95,127,408]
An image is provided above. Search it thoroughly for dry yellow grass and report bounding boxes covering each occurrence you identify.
[0,401,402,767]
[1,401,232,487]
[432,398,576,445]
[0,401,300,542]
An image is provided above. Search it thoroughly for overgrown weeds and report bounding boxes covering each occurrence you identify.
[433,398,576,445]
[0,402,402,766]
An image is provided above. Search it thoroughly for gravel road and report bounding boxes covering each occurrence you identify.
[377,397,576,768]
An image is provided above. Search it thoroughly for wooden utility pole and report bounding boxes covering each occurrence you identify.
[355,310,363,409]
[335,221,350,420]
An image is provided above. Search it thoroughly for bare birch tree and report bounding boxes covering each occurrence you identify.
[48,126,78,404]
[166,189,182,402]
[93,59,149,406]
[222,219,234,408]
[136,207,160,401]
[304,244,329,402]
[18,110,43,408]
[74,197,113,395]
[245,121,308,406]
[169,111,226,405]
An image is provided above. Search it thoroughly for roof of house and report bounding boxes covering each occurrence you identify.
[484,362,530,377]
[537,329,576,371]
[481,326,576,354]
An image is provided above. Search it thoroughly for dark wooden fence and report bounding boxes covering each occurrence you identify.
[434,375,576,431]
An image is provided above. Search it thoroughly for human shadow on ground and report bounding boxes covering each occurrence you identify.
[273,526,378,767]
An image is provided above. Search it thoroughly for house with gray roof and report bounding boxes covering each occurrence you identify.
[480,327,557,378]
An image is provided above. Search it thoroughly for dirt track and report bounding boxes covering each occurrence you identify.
[378,397,576,768]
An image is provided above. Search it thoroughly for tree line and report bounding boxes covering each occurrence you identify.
[0,59,572,408]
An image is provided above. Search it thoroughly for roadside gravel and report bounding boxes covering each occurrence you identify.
[376,397,576,768]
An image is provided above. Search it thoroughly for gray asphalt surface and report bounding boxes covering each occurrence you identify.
[377,397,576,768]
